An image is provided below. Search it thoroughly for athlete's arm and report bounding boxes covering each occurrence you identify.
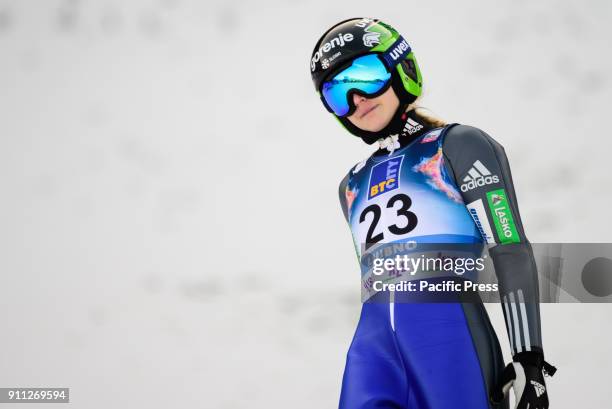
[442,124,543,355]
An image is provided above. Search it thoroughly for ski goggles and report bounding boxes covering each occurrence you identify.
[320,36,412,117]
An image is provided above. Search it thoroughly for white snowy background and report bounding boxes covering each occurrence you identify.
[0,0,610,407]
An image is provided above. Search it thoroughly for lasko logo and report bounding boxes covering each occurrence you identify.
[486,189,519,244]
[466,199,496,244]
[389,39,410,61]
[368,156,404,199]
[310,33,354,71]
[460,160,499,192]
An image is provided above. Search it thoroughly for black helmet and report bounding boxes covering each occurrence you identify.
[310,18,423,143]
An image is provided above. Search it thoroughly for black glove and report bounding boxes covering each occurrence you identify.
[491,351,557,409]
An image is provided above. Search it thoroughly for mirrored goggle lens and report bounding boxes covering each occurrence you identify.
[321,54,392,117]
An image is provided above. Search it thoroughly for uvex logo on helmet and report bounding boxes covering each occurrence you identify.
[389,39,410,61]
[310,32,354,72]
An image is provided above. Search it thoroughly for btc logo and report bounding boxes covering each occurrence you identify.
[368,156,403,199]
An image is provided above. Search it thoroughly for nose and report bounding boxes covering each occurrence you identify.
[352,93,366,106]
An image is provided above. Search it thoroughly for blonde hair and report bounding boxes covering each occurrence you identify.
[406,101,447,128]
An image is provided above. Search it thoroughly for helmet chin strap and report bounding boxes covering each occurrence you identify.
[338,100,413,145]
[373,101,414,155]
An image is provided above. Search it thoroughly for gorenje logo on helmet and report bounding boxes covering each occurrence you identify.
[460,160,499,192]
[310,32,354,71]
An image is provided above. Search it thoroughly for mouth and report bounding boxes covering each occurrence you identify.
[359,104,379,119]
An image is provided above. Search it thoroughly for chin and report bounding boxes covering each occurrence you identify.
[367,126,385,133]
[366,119,388,133]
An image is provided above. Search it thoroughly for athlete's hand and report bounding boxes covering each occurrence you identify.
[491,352,556,409]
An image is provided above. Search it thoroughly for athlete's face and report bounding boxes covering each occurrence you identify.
[346,87,400,132]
